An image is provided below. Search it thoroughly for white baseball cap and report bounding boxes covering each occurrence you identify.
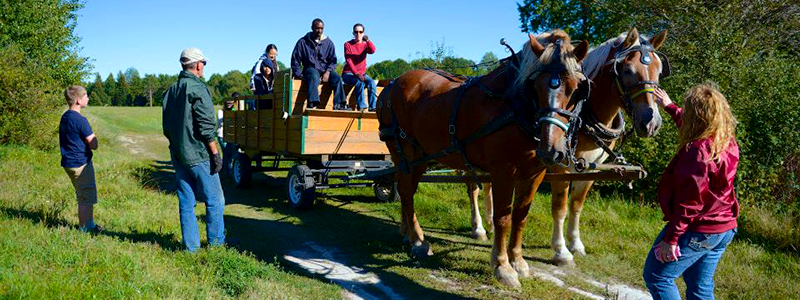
[180,47,207,65]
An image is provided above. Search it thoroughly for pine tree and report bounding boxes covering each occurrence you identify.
[104,73,118,106]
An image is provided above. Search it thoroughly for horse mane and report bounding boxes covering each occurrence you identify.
[581,32,661,80]
[512,30,585,93]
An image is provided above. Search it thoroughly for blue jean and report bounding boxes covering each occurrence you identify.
[342,73,377,110]
[172,158,226,252]
[643,226,737,300]
[303,67,345,106]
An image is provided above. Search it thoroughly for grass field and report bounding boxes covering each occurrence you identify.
[1,106,798,299]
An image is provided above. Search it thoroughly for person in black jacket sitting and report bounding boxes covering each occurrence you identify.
[290,18,346,110]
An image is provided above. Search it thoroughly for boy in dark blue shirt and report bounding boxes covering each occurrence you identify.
[59,85,101,232]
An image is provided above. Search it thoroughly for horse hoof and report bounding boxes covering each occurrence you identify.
[569,242,587,256]
[411,242,433,258]
[552,256,576,268]
[510,259,531,278]
[472,229,488,241]
[494,265,521,288]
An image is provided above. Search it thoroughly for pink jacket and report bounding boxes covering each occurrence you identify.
[343,39,376,75]
[657,103,740,245]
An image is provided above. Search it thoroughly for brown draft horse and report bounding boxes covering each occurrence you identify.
[548,28,667,266]
[464,28,669,267]
[377,30,589,287]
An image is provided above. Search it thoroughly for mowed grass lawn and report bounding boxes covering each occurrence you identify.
[1,106,798,299]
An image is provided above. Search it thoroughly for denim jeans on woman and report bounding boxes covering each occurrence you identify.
[341,72,377,110]
[643,226,737,300]
[172,157,226,252]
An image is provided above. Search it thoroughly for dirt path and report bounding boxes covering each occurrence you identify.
[115,133,169,161]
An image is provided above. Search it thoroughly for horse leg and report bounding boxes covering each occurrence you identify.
[483,182,494,233]
[398,164,431,258]
[508,172,546,279]
[490,173,520,287]
[567,181,594,256]
[466,181,488,241]
[550,180,574,267]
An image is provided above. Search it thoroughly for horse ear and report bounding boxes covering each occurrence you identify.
[650,29,667,50]
[529,33,545,56]
[574,40,589,63]
[623,28,639,48]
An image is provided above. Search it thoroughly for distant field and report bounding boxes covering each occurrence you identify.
[0,106,797,299]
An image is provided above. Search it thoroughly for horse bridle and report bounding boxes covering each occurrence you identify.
[610,38,671,116]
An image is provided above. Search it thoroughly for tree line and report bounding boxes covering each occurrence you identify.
[85,44,500,106]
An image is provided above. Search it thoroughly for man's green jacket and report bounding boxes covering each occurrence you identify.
[162,70,216,166]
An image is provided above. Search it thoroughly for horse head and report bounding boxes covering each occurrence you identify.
[611,28,668,137]
[514,30,589,166]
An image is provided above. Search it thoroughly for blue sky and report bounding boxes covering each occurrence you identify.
[75,0,529,78]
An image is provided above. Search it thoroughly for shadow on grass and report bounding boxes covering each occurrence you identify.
[0,206,182,251]
[220,172,483,299]
[132,160,177,194]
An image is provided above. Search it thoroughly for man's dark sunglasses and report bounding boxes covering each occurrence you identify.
[313,27,324,30]
[354,30,363,34]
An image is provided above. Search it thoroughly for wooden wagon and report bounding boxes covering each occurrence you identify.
[222,70,396,209]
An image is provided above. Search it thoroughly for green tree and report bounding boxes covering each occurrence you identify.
[104,73,118,106]
[87,73,108,106]
[478,52,500,75]
[0,0,90,85]
[0,0,90,147]
[517,0,630,45]
[367,59,412,80]
[117,71,130,106]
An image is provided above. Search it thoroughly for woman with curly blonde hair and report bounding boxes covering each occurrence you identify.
[643,84,740,300]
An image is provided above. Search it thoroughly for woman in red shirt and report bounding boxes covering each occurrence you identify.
[643,84,739,300]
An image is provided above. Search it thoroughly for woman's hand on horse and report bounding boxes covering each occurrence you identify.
[654,88,673,108]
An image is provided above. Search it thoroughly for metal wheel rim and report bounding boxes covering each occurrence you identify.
[375,183,391,200]
[288,173,303,204]
[232,157,241,184]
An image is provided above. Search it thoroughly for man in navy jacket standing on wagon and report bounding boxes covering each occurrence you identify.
[291,18,347,110]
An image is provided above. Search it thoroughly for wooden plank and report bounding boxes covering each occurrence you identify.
[300,141,389,155]
[246,111,259,127]
[295,116,379,131]
[287,80,385,115]
[304,109,377,119]
[298,130,380,144]
[274,138,287,152]
[235,112,246,145]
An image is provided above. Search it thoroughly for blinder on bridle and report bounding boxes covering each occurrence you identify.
[611,37,671,114]
[523,39,590,167]
[525,39,588,133]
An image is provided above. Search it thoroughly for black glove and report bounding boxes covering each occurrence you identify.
[210,152,223,175]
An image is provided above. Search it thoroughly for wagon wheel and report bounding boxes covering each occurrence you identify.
[286,164,316,210]
[231,152,252,188]
[373,177,399,203]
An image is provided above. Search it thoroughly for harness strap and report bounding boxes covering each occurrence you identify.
[449,77,484,188]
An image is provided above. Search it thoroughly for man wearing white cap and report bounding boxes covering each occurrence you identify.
[162,47,226,252]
